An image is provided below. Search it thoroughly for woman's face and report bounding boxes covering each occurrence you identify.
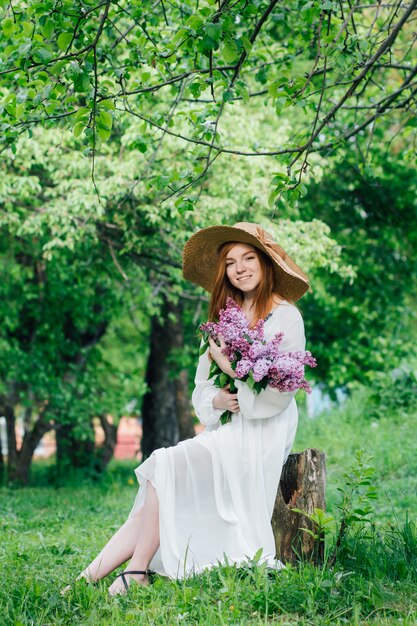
[225,243,262,295]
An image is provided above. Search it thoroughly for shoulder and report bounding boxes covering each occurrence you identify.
[270,301,304,326]
[267,302,306,348]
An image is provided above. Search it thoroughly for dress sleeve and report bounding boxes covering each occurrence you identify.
[235,316,306,420]
[191,348,225,426]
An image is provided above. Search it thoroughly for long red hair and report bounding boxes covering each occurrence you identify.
[208,242,282,327]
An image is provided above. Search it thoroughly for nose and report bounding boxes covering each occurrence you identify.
[235,260,246,274]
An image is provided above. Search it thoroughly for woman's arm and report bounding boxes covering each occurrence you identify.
[191,348,225,426]
[235,317,306,420]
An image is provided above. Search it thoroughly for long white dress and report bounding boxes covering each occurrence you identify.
[129,301,306,578]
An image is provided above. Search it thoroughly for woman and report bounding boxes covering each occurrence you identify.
[68,222,311,596]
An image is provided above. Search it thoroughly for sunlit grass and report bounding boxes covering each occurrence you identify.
[1,387,416,625]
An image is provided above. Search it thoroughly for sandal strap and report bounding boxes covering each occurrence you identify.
[118,572,129,592]
[116,569,156,591]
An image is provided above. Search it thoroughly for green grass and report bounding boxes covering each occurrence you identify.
[1,388,416,625]
[294,387,417,523]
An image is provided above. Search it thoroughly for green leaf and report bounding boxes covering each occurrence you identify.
[57,32,72,51]
[21,21,33,36]
[197,34,217,54]
[2,17,15,36]
[220,410,231,425]
[100,99,115,111]
[41,19,54,39]
[99,110,113,131]
[73,121,85,138]
[241,36,252,54]
[97,127,111,142]
[219,372,229,387]
[222,40,238,63]
[253,547,263,562]
[222,89,235,103]
[205,23,222,42]
[172,28,188,43]
[175,197,194,215]
[15,103,25,120]
[236,84,249,104]
[209,359,220,378]
[75,107,89,120]
[406,117,417,128]
[186,15,203,30]
[189,82,202,98]
[199,340,209,356]
[246,375,255,390]
[33,47,52,62]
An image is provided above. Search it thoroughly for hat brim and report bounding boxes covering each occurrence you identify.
[182,225,310,302]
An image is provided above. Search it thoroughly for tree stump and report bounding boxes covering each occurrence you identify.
[272,448,326,564]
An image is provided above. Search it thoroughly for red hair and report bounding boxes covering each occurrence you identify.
[208,242,282,327]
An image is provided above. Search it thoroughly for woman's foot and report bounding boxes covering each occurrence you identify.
[60,570,94,596]
[108,570,149,596]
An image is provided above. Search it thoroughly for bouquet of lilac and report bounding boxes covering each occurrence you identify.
[199,298,317,425]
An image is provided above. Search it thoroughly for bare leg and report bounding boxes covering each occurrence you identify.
[108,481,160,596]
[79,509,145,582]
[60,509,145,594]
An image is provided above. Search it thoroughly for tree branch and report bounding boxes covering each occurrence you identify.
[0,0,111,78]
[288,0,417,167]
[230,0,280,86]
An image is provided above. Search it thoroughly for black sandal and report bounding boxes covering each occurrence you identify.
[116,569,156,592]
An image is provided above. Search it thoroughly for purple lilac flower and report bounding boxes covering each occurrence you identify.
[235,358,252,378]
[247,319,265,342]
[199,297,317,400]
[248,340,268,360]
[252,358,270,382]
[199,321,219,340]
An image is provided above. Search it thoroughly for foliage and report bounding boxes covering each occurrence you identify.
[328,450,379,565]
[1,0,416,477]
[294,386,417,524]
[0,0,416,209]
[296,153,417,393]
[0,128,162,479]
[366,366,417,421]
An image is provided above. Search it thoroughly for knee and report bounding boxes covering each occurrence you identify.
[129,510,142,524]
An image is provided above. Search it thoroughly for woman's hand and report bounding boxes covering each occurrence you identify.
[208,335,236,378]
[213,384,240,413]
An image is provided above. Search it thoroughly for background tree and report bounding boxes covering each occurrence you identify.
[1,1,416,480]
[0,0,415,206]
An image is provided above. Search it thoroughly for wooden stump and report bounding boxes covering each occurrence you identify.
[272,448,326,564]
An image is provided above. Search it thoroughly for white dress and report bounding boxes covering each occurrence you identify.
[129,301,305,578]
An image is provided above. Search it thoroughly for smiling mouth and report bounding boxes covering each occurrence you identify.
[238,276,252,281]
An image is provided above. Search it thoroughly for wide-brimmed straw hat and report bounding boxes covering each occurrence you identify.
[183,222,310,302]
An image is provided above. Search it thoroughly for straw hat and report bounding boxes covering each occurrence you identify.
[183,222,310,302]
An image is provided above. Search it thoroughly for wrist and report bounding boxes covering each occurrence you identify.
[212,393,221,410]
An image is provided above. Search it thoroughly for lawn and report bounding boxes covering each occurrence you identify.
[1,389,416,625]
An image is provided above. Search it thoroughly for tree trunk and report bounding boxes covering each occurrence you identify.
[175,370,195,441]
[272,448,326,564]
[172,304,194,442]
[141,298,193,458]
[96,413,118,471]
[4,402,51,485]
[141,299,180,458]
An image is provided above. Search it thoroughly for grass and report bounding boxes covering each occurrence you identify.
[0,386,416,625]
